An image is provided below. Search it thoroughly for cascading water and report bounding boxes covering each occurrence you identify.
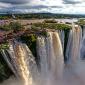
[65,29,72,63]
[80,25,85,59]
[36,31,64,85]
[36,36,50,85]
[1,31,64,85]
[81,26,85,38]
[63,24,85,85]
[46,31,64,79]
[36,36,48,75]
[72,25,82,64]
[66,25,82,65]
[13,43,33,85]
[52,32,64,78]
[1,42,38,85]
[80,36,85,59]
[1,50,19,78]
[2,23,85,85]
[58,30,65,50]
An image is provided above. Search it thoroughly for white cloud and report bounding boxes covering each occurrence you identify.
[0,0,85,14]
[0,2,12,8]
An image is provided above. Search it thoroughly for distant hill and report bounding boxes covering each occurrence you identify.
[0,13,85,19]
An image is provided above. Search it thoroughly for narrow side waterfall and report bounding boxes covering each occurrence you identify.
[65,29,72,63]
[1,50,19,78]
[36,36,48,76]
[71,26,82,64]
[66,25,82,65]
[58,30,65,50]
[52,32,64,78]
[36,36,50,85]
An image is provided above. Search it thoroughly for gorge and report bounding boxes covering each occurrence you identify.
[0,19,85,85]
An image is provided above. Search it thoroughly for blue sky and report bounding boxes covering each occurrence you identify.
[0,0,85,14]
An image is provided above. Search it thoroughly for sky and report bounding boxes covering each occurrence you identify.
[0,0,85,14]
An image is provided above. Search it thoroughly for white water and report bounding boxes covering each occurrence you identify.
[36,36,49,79]
[1,26,85,85]
[1,42,38,85]
[36,31,64,85]
[66,25,82,65]
[58,30,65,50]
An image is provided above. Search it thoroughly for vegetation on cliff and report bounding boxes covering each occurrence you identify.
[9,22,23,32]
[31,22,71,30]
[78,19,85,26]
[0,22,23,31]
[0,43,9,51]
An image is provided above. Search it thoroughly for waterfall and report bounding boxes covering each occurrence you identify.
[58,30,65,50]
[81,26,85,38]
[80,25,85,59]
[80,30,85,59]
[66,25,82,65]
[1,25,85,85]
[1,50,19,78]
[1,42,38,85]
[36,36,50,85]
[36,31,64,82]
[47,31,64,78]
[14,43,33,85]
[51,32,64,78]
[36,36,48,76]
[65,29,73,63]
